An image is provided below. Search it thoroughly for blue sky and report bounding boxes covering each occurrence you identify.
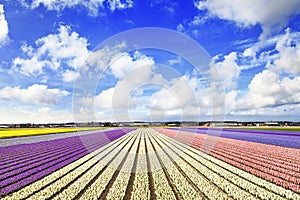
[0,0,300,123]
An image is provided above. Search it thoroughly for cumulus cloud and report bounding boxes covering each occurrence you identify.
[93,87,115,109]
[195,0,300,39]
[210,52,240,90]
[77,49,213,121]
[270,28,300,75]
[0,84,69,105]
[13,57,49,76]
[0,4,9,46]
[79,52,156,110]
[100,64,154,109]
[232,70,300,110]
[83,42,126,73]
[62,69,80,82]
[12,25,89,77]
[218,29,300,114]
[20,0,133,16]
[109,52,155,79]
[150,75,197,110]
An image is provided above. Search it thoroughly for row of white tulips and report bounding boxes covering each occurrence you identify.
[79,166,115,200]
[2,132,133,200]
[105,131,141,199]
[166,142,254,199]
[47,132,137,200]
[144,129,177,199]
[152,132,230,200]
[149,130,203,200]
[80,131,139,199]
[132,173,150,200]
[131,132,151,200]
[157,132,300,200]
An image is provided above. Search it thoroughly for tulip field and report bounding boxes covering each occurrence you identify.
[0,127,107,139]
[1,128,300,199]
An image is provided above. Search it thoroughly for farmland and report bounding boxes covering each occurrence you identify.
[1,128,300,199]
[0,127,106,139]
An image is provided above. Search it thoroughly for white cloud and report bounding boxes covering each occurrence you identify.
[79,52,156,110]
[150,75,196,110]
[195,0,300,39]
[77,50,212,121]
[232,70,300,110]
[0,105,75,123]
[207,29,300,117]
[167,56,182,66]
[62,69,80,82]
[211,52,240,90]
[0,84,69,105]
[13,57,49,76]
[270,28,300,75]
[110,64,154,109]
[38,106,51,113]
[107,0,133,11]
[0,4,9,47]
[109,52,155,79]
[150,0,177,16]
[189,15,208,27]
[94,87,115,109]
[242,47,256,59]
[22,0,133,16]
[176,24,185,33]
[12,25,89,78]
[75,44,224,121]
[226,29,300,73]
[84,42,127,74]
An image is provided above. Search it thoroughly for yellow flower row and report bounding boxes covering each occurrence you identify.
[0,127,104,138]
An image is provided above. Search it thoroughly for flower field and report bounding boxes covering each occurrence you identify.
[158,128,300,194]
[169,127,300,149]
[1,128,300,199]
[0,127,106,139]
[0,128,134,197]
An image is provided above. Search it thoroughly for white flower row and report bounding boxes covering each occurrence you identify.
[78,166,115,200]
[105,171,131,199]
[153,133,231,200]
[144,129,176,199]
[2,132,132,200]
[131,131,150,199]
[157,133,265,199]
[49,132,137,200]
[105,131,142,199]
[135,135,147,173]
[131,129,150,199]
[79,131,138,199]
[157,131,300,200]
[149,131,202,199]
[131,173,150,200]
[53,162,106,200]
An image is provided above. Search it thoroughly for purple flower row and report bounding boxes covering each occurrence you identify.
[0,139,81,171]
[0,128,134,197]
[0,139,103,181]
[0,137,80,162]
[170,128,300,149]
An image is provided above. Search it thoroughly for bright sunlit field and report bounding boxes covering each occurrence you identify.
[237,127,300,132]
[0,127,105,138]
